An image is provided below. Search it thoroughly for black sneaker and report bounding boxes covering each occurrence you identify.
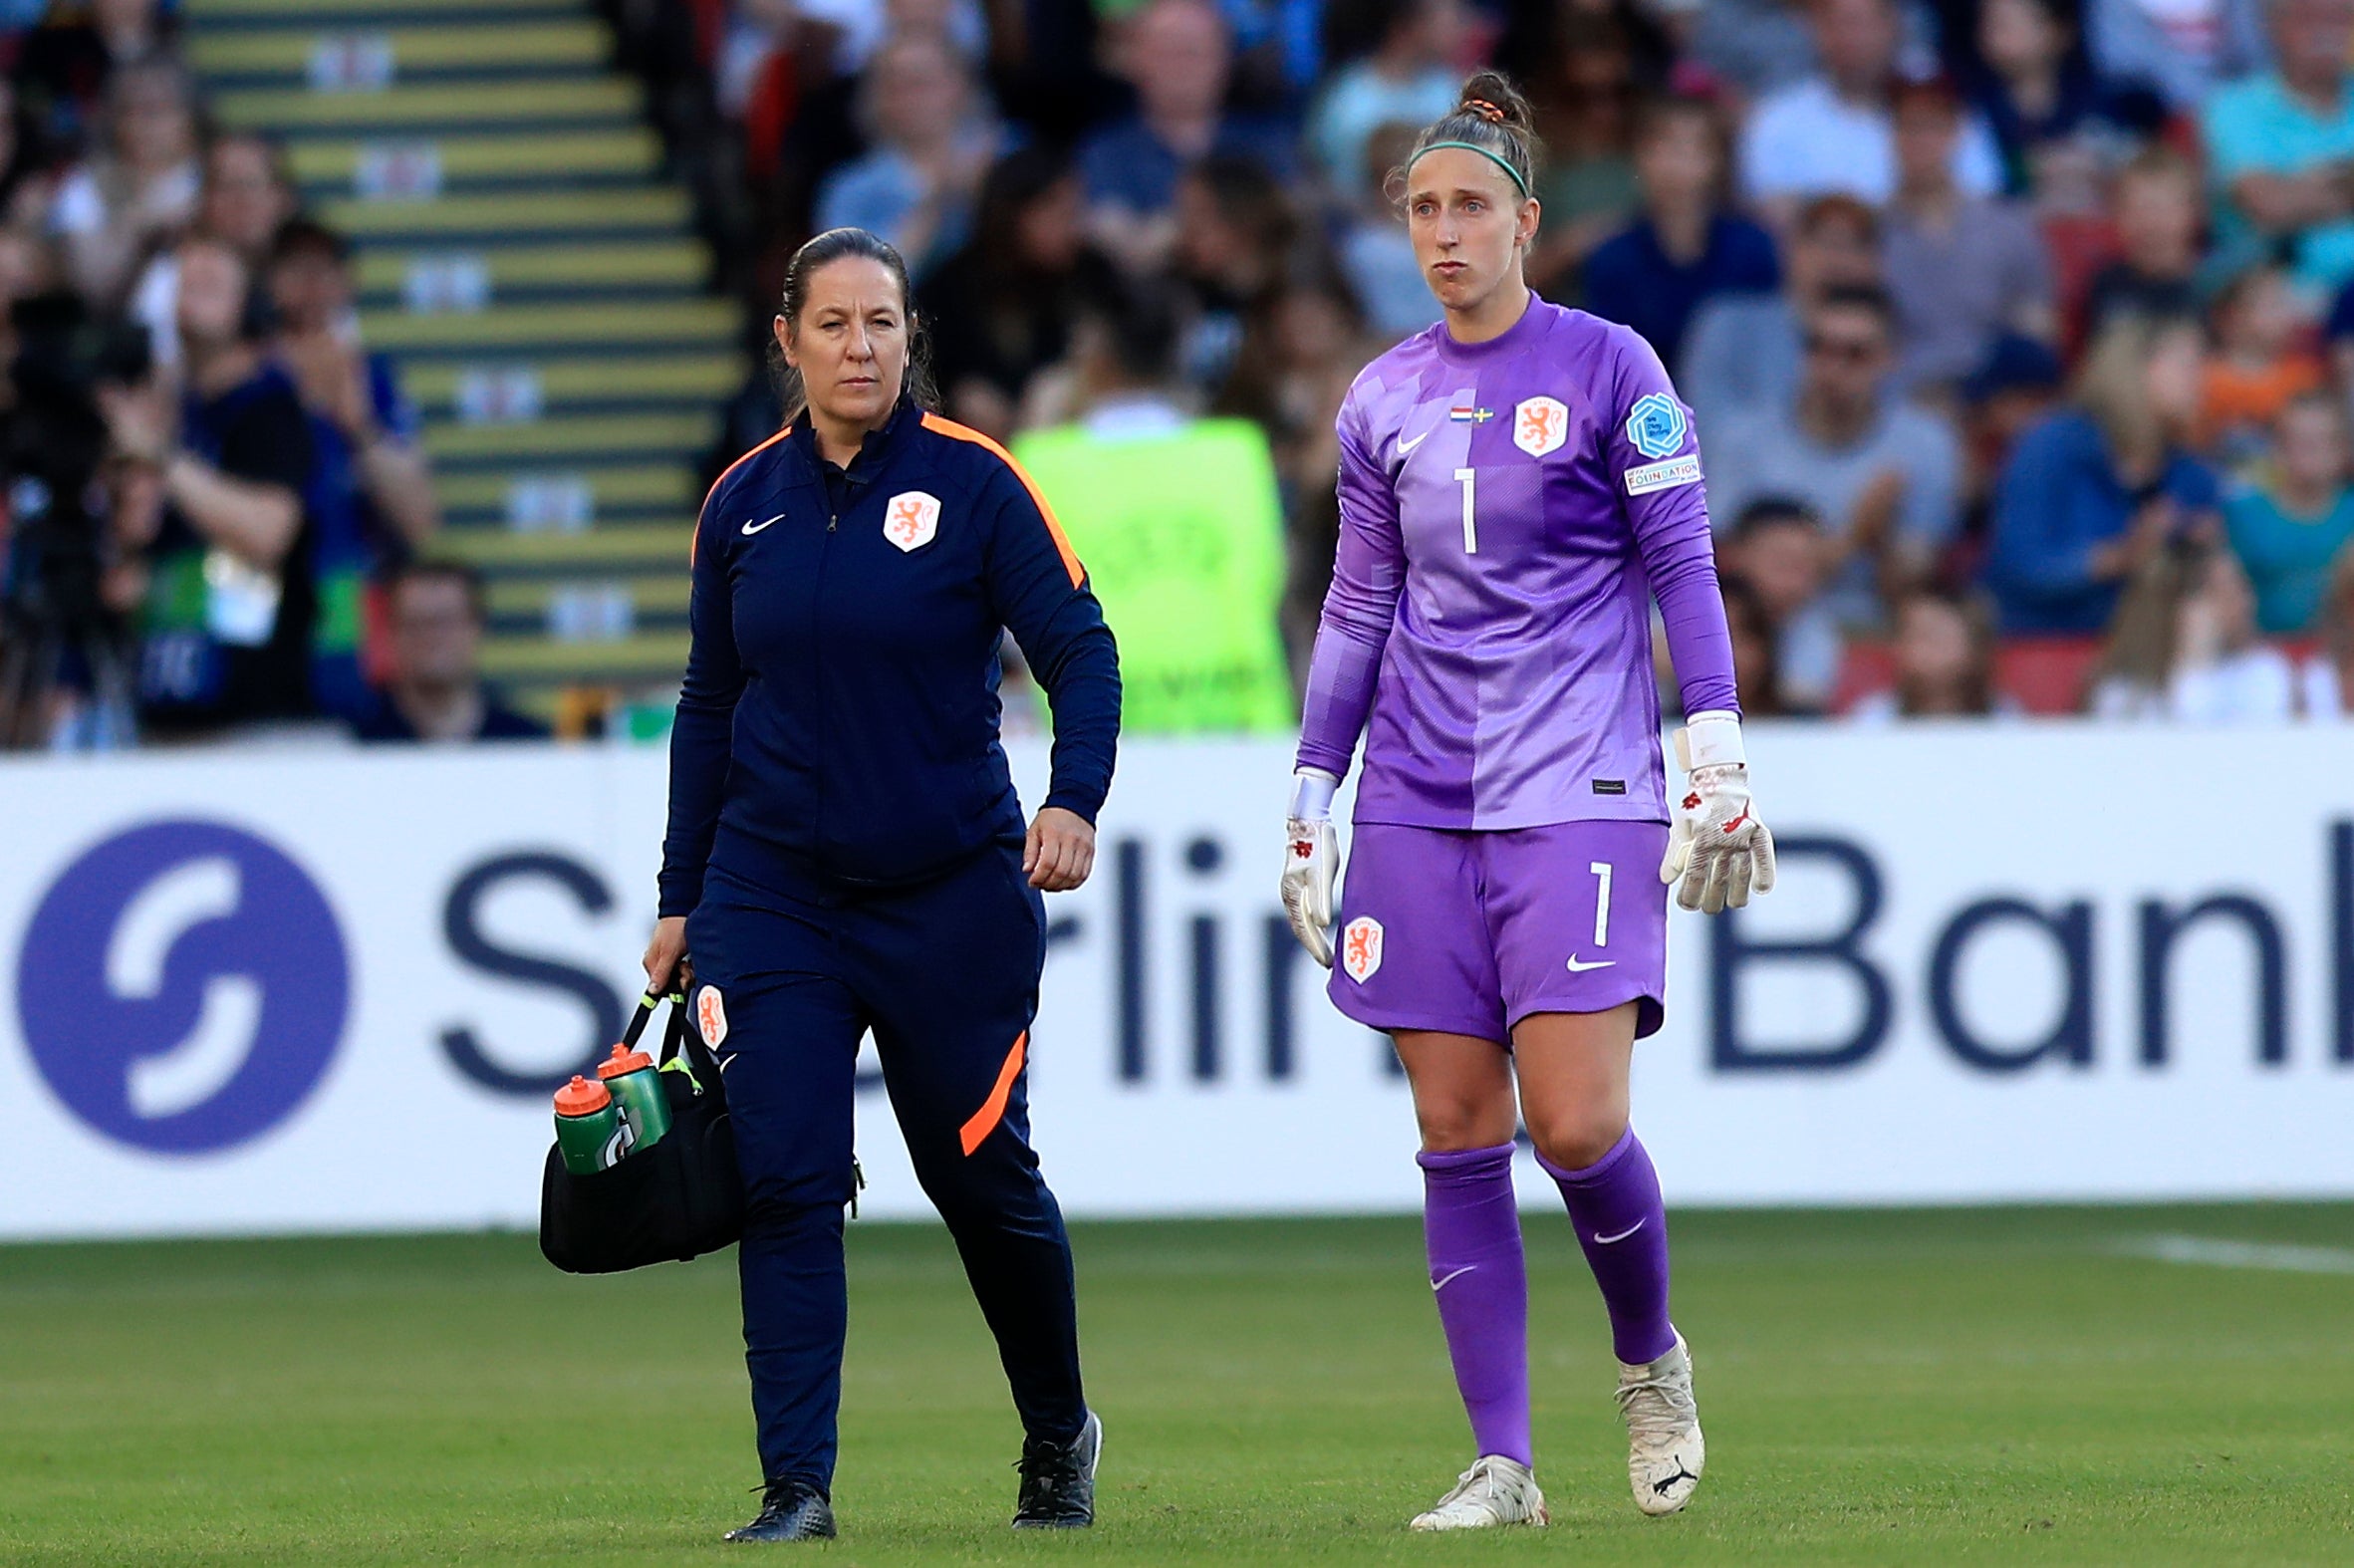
[1012,1410,1101,1529]
[725,1477,836,1542]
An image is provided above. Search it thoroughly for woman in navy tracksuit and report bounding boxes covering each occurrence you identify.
[643,228,1121,1543]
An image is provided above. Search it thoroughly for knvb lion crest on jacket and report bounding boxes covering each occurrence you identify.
[883,490,941,552]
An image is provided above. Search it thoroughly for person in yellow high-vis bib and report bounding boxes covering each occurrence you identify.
[1013,279,1293,735]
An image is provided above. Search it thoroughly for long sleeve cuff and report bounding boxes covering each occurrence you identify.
[655,868,704,919]
[1041,786,1104,825]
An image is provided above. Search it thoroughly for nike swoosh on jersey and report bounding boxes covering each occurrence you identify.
[1397,428,1431,456]
[1565,954,1617,972]
[1593,1218,1647,1245]
[741,512,785,535]
[1430,1264,1477,1292]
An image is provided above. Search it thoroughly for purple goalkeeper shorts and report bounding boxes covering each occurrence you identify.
[1328,820,1671,1042]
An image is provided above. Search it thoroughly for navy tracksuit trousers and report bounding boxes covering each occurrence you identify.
[686,839,1086,1491]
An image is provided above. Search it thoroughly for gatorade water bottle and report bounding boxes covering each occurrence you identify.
[597,1042,672,1152]
[554,1075,632,1175]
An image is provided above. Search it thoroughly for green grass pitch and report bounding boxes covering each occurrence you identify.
[2,1205,2350,1566]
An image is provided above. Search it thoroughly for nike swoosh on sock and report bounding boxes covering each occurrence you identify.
[1430,1265,1478,1292]
[1593,1218,1648,1245]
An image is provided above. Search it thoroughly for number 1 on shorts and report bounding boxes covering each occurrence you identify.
[1589,861,1612,948]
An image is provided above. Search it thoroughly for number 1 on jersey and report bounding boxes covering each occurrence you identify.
[1453,467,1477,555]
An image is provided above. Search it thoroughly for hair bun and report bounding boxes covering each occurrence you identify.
[1393,69,1539,199]
[1453,70,1534,133]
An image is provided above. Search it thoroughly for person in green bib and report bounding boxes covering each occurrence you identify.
[1013,279,1294,734]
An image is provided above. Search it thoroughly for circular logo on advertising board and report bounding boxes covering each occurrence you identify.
[16,820,349,1154]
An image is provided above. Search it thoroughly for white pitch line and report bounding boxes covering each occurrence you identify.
[2114,1234,2354,1275]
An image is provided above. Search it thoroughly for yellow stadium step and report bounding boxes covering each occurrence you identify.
[196,0,577,17]
[322,186,689,239]
[355,238,707,303]
[287,129,660,190]
[486,575,691,618]
[190,0,735,700]
[434,467,696,518]
[404,353,740,410]
[421,411,716,462]
[439,521,693,569]
[362,298,733,352]
[216,78,638,131]
[189,20,607,78]
[479,632,689,681]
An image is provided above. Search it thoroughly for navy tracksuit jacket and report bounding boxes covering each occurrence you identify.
[660,401,1121,1490]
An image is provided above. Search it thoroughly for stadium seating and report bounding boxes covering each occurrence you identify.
[1833,635,2107,716]
[186,0,724,722]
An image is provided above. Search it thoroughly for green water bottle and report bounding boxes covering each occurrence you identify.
[596,1043,671,1152]
[553,1075,632,1175]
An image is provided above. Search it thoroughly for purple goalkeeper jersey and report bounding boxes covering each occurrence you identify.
[1296,296,1738,829]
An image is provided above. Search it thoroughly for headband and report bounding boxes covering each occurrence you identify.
[1408,138,1529,197]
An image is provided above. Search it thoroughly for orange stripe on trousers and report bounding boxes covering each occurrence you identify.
[958,1031,1028,1156]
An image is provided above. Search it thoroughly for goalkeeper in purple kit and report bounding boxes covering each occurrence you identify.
[1278,72,1776,1530]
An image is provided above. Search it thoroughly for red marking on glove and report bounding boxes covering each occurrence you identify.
[1719,808,1749,834]
[1682,792,1702,811]
[1291,840,1312,859]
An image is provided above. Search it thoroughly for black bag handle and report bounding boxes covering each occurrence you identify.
[622,992,662,1049]
[623,990,725,1089]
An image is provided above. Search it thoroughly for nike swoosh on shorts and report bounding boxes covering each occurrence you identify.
[1565,954,1617,972]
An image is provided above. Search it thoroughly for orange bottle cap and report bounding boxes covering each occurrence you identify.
[596,1043,655,1079]
[553,1075,612,1116]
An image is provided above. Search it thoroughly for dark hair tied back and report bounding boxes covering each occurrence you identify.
[1393,69,1544,206]
[771,226,940,425]
[1395,70,1541,204]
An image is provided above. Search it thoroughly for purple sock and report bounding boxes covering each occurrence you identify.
[1417,1144,1532,1466]
[1539,1130,1677,1367]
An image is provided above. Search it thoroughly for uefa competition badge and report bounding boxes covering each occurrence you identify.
[16,820,349,1155]
[1625,392,1689,459]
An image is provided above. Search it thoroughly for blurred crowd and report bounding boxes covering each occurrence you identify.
[0,0,537,750]
[14,0,2354,750]
[635,0,2354,725]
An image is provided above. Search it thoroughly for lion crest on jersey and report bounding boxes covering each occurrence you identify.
[1340,915,1385,983]
[1513,395,1568,457]
[1625,392,1688,459]
[883,490,940,551]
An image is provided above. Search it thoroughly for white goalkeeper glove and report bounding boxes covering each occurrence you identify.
[1661,711,1776,915]
[1279,767,1341,967]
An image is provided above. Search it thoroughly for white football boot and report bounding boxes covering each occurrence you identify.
[1618,1332,1704,1516]
[1408,1454,1548,1531]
